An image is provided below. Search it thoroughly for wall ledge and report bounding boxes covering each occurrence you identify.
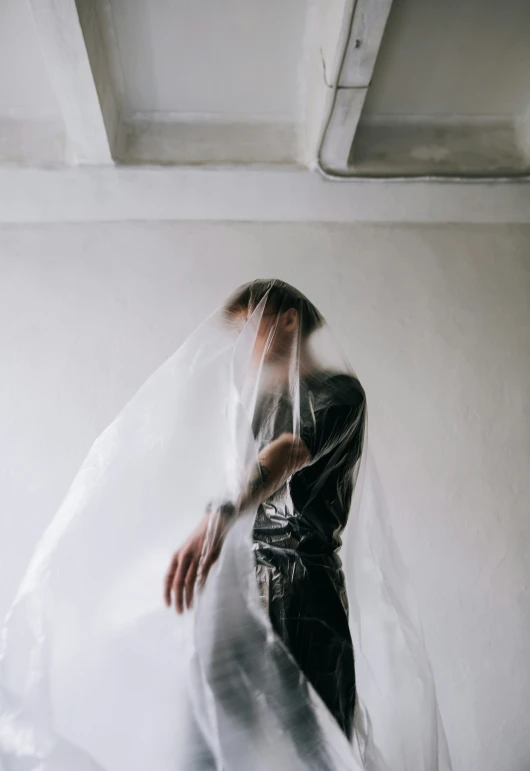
[1,166,529,225]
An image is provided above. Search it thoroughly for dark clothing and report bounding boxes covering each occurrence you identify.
[252,371,366,738]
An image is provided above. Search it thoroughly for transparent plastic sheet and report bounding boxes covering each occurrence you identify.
[0,280,452,771]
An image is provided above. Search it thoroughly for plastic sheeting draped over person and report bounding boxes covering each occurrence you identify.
[0,279,452,771]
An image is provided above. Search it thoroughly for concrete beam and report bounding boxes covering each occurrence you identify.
[29,0,115,165]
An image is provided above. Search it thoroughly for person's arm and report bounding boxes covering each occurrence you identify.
[234,432,310,515]
[164,432,310,614]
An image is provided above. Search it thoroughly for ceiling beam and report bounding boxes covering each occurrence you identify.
[318,0,394,175]
[515,105,530,168]
[28,0,116,165]
[302,0,353,167]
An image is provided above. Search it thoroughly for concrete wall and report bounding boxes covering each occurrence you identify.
[0,220,529,771]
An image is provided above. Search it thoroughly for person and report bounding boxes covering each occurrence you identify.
[164,279,366,745]
[0,278,452,771]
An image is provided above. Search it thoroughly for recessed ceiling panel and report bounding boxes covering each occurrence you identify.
[108,0,309,119]
[349,0,530,176]
[362,0,530,118]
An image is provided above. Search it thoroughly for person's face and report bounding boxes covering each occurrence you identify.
[236,307,298,366]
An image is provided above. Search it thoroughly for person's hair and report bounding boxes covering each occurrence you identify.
[224,279,324,338]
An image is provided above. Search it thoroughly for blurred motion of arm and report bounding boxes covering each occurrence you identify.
[164,433,310,614]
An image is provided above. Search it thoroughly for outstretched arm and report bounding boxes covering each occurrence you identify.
[164,433,310,613]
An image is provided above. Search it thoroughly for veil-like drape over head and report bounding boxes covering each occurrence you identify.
[0,280,451,771]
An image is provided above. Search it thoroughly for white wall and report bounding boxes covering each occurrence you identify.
[1,221,529,771]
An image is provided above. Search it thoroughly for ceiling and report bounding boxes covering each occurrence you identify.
[110,0,308,117]
[364,0,530,117]
[353,0,530,176]
[1,0,529,176]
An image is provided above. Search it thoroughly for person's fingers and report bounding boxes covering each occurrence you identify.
[185,556,199,610]
[164,552,179,607]
[173,551,192,614]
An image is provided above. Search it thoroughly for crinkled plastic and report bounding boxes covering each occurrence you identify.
[0,279,452,771]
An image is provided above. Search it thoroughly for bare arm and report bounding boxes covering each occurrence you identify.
[164,432,310,613]
[233,432,310,514]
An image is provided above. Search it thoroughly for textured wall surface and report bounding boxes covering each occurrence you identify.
[0,221,529,771]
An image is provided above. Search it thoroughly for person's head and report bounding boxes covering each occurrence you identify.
[224,279,324,366]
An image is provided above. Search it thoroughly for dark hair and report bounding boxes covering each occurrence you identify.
[224,279,324,338]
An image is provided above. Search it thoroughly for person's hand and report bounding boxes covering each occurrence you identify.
[163,510,228,613]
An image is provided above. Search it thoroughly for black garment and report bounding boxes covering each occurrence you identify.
[252,371,366,738]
